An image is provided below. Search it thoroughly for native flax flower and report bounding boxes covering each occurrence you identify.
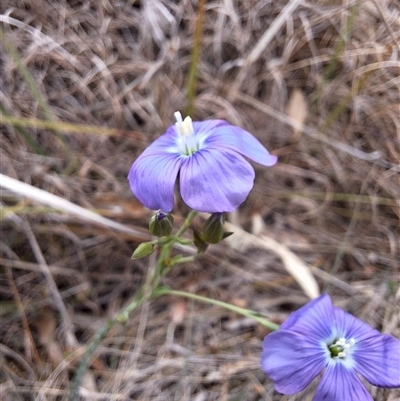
[128,112,277,213]
[261,294,400,401]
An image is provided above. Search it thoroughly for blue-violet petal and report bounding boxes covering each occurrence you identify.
[128,152,183,211]
[204,125,277,166]
[261,330,328,394]
[354,331,400,388]
[179,148,254,213]
[313,362,372,401]
[281,294,335,343]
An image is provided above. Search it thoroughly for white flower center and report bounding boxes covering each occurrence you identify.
[328,337,356,359]
[174,111,198,156]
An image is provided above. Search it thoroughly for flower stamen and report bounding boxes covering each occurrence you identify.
[174,111,197,155]
[328,337,356,359]
[174,111,194,136]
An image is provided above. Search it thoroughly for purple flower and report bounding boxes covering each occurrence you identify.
[128,112,277,213]
[261,294,400,401]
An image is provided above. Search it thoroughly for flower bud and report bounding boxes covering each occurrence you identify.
[201,213,226,244]
[131,242,155,259]
[193,228,209,254]
[149,211,174,236]
[116,310,129,324]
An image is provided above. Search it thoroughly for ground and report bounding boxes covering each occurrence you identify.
[1,0,399,400]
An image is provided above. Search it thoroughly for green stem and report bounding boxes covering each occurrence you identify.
[157,288,280,331]
[1,29,69,155]
[0,104,46,155]
[68,292,149,401]
[69,211,199,400]
[186,0,206,116]
[311,4,358,108]
[156,211,198,276]
[170,256,197,266]
[176,211,198,237]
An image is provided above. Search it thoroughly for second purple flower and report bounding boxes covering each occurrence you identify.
[128,112,277,213]
[261,294,400,401]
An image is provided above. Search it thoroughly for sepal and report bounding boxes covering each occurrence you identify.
[193,228,209,254]
[201,213,233,244]
[149,211,174,236]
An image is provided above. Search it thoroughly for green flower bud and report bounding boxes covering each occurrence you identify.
[149,211,174,236]
[193,228,209,254]
[116,310,129,324]
[201,213,226,244]
[131,242,155,259]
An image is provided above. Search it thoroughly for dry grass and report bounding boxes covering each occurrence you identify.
[1,0,399,400]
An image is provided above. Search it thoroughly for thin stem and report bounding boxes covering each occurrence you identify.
[156,211,198,276]
[68,319,114,401]
[0,104,46,155]
[311,4,358,108]
[68,275,153,400]
[0,114,146,141]
[170,256,197,266]
[69,211,199,400]
[176,211,198,237]
[1,29,69,154]
[157,288,280,331]
[186,0,206,116]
